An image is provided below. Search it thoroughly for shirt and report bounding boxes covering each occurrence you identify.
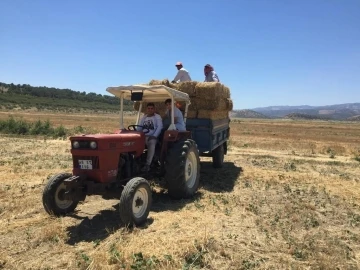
[205,71,220,82]
[165,107,186,131]
[138,114,163,137]
[173,68,192,83]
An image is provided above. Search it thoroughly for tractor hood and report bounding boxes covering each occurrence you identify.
[70,131,143,140]
[70,130,145,153]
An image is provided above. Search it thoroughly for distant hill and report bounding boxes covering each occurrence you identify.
[284,113,331,120]
[0,82,134,112]
[251,103,360,120]
[231,109,269,119]
[347,115,360,121]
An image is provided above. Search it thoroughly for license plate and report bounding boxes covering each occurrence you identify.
[79,160,92,169]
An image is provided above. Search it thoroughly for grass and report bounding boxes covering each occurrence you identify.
[0,113,360,269]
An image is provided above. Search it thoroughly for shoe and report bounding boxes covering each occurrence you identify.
[141,165,150,172]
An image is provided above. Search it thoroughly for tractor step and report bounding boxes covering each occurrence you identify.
[64,175,81,183]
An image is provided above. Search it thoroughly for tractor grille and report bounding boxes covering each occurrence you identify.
[73,156,99,169]
[72,140,92,149]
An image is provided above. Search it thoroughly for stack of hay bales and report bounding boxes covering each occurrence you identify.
[133,79,233,120]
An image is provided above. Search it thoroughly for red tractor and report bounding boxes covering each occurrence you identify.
[42,85,200,226]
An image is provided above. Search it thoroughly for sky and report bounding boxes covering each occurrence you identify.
[1,0,359,109]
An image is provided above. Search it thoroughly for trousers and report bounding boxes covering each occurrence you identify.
[145,136,157,166]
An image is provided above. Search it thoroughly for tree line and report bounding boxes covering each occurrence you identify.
[0,82,134,111]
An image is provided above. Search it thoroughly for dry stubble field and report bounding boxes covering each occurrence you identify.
[1,111,360,270]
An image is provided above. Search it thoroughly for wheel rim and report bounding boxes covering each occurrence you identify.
[132,187,149,219]
[185,151,197,188]
[55,182,73,209]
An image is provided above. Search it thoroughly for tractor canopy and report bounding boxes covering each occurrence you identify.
[106,84,190,102]
[106,84,191,131]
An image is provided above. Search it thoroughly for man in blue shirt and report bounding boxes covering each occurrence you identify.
[164,98,186,131]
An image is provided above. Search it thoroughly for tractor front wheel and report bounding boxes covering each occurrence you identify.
[42,173,80,216]
[119,177,152,226]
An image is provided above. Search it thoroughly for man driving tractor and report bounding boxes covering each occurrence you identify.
[137,103,163,172]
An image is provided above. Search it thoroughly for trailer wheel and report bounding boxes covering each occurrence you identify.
[42,173,79,216]
[165,139,200,199]
[212,143,224,168]
[119,177,152,226]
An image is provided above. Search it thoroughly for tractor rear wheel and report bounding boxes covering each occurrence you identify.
[212,143,225,168]
[165,139,200,199]
[42,173,80,216]
[119,177,152,226]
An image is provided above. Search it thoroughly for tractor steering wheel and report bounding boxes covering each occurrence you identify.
[127,125,150,134]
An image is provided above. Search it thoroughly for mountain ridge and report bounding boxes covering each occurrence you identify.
[249,103,360,120]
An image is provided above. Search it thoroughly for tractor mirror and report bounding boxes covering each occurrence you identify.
[131,92,143,101]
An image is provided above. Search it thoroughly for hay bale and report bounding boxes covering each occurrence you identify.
[186,110,198,119]
[188,97,230,111]
[175,81,197,97]
[226,98,233,111]
[222,85,231,98]
[197,110,229,120]
[194,82,230,100]
[194,82,222,99]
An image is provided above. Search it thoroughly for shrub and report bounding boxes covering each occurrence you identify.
[0,117,68,138]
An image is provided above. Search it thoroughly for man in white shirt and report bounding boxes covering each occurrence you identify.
[137,103,163,172]
[164,98,186,131]
[171,62,192,83]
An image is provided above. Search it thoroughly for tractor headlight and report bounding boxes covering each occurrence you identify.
[72,141,80,149]
[90,141,97,149]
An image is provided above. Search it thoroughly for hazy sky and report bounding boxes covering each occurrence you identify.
[1,0,359,109]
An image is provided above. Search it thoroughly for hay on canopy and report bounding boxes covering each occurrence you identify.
[148,79,174,87]
[197,110,229,120]
[194,82,230,100]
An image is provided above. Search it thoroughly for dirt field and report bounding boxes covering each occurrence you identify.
[1,112,360,269]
